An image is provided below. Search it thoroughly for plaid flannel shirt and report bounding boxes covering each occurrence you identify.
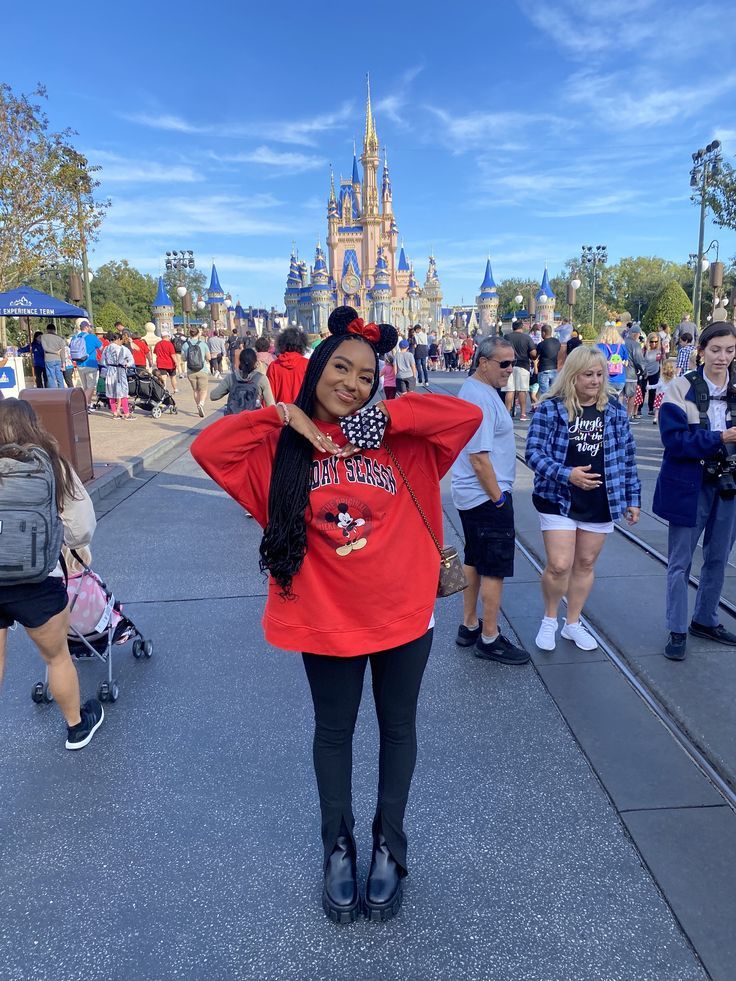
[525,396,641,518]
[676,345,694,376]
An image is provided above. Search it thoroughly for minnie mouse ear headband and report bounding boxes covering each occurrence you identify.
[327,305,398,356]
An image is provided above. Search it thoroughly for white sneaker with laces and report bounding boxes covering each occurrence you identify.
[535,617,558,651]
[561,620,598,651]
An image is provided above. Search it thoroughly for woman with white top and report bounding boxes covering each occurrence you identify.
[412,325,429,387]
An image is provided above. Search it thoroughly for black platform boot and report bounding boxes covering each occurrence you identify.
[322,834,360,924]
[363,833,403,922]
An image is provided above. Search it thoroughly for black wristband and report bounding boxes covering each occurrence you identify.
[339,404,387,449]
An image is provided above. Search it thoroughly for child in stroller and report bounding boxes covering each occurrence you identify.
[128,367,178,418]
[32,546,153,705]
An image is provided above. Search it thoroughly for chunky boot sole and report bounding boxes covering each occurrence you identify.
[322,888,360,924]
[363,881,403,922]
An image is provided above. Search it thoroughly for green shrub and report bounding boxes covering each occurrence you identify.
[641,281,692,332]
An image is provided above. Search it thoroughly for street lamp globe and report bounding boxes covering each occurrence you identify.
[514,293,523,305]
[176,286,187,298]
[723,297,730,307]
[571,278,582,290]
[196,297,206,311]
[700,258,710,273]
[225,296,233,310]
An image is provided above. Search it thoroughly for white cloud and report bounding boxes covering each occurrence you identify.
[375,66,424,127]
[566,68,736,129]
[88,150,201,184]
[121,102,354,147]
[104,193,291,238]
[425,106,561,151]
[210,146,327,174]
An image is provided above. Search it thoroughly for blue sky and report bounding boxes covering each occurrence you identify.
[5,0,736,308]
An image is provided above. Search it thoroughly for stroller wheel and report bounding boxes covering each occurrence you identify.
[143,640,154,658]
[98,681,109,702]
[171,406,178,415]
[132,639,143,658]
[151,406,162,419]
[109,681,120,703]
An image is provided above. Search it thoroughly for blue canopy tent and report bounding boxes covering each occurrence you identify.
[0,285,89,319]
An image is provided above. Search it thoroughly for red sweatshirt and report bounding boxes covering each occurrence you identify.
[266,351,308,403]
[191,394,482,657]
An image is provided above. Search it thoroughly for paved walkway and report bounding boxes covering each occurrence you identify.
[0,421,711,980]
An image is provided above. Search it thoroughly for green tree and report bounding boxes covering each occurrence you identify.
[641,281,693,332]
[91,261,157,330]
[163,268,208,308]
[706,160,736,232]
[496,278,539,318]
[95,300,129,335]
[0,83,107,293]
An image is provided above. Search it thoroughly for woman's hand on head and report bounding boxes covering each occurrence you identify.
[286,405,342,455]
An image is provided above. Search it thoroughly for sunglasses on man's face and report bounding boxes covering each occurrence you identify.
[492,358,515,369]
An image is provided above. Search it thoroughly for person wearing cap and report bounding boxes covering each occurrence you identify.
[71,321,102,411]
[154,331,178,394]
[394,339,416,395]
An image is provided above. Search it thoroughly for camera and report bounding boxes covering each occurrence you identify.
[704,444,736,500]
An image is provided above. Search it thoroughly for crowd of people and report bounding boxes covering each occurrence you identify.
[3,304,736,930]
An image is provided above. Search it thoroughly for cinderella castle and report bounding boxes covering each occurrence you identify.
[284,79,443,334]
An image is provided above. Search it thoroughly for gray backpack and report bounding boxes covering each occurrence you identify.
[0,446,64,583]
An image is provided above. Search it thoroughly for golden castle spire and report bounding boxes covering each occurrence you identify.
[364,73,379,154]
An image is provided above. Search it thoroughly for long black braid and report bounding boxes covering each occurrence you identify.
[259,307,397,598]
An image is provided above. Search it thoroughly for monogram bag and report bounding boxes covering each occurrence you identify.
[384,445,467,597]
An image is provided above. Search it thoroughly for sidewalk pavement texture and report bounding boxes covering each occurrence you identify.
[0,437,710,980]
[82,375,218,504]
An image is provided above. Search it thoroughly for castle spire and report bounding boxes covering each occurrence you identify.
[364,73,379,154]
[352,141,360,185]
[382,146,392,199]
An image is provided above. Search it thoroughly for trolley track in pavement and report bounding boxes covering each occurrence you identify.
[427,373,736,810]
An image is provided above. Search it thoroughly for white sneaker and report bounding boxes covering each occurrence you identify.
[561,620,598,651]
[535,617,558,651]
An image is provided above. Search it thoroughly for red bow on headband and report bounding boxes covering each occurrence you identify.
[346,317,380,344]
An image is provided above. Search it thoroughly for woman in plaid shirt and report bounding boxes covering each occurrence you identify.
[525,346,641,652]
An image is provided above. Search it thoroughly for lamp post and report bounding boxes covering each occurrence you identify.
[165,250,195,331]
[690,141,722,330]
[514,293,523,326]
[567,277,581,322]
[580,245,607,335]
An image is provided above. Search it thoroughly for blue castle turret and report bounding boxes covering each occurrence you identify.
[151,276,174,335]
[476,257,500,334]
[536,266,556,325]
[207,262,225,305]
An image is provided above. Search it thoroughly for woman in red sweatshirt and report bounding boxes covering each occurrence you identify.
[266,325,309,403]
[191,306,481,925]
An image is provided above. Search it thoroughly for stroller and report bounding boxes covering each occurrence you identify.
[128,367,177,419]
[31,550,153,706]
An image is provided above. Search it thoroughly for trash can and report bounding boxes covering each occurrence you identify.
[20,387,94,483]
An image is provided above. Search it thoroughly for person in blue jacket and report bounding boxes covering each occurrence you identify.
[18,330,46,388]
[653,321,736,660]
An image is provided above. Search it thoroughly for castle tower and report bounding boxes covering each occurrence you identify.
[311,242,332,332]
[351,143,362,215]
[423,255,443,331]
[327,170,339,279]
[361,75,381,283]
[536,266,556,326]
[381,148,398,289]
[476,258,500,335]
[207,262,225,330]
[151,276,174,335]
[284,252,301,326]
[369,246,392,324]
[396,242,410,297]
[407,265,421,324]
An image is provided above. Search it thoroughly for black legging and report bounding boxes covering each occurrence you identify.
[647,370,660,411]
[33,365,47,388]
[302,629,432,875]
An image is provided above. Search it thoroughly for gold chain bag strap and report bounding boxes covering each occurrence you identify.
[384,445,467,597]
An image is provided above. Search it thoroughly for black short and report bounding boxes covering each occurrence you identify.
[458,495,515,579]
[0,576,68,630]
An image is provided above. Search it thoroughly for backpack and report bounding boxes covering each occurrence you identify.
[172,333,185,354]
[224,372,261,415]
[685,370,736,429]
[69,333,88,361]
[605,344,625,377]
[0,446,64,584]
[186,340,205,373]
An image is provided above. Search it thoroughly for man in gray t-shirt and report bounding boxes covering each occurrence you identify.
[450,336,529,665]
[40,324,66,389]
